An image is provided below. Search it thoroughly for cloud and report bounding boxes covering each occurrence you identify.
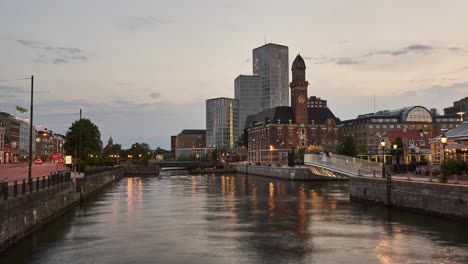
[0,85,26,93]
[303,56,360,66]
[119,16,168,32]
[365,44,465,58]
[149,92,161,99]
[400,81,468,99]
[16,39,90,64]
[335,57,359,65]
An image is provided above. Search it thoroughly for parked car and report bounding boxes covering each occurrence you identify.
[34,158,43,164]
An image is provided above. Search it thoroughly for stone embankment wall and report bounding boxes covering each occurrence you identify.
[235,165,341,180]
[77,168,125,200]
[350,177,468,219]
[0,169,125,252]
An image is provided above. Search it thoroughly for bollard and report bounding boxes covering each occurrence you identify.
[14,180,17,197]
[1,182,7,200]
[429,171,433,182]
[22,179,26,195]
[47,175,50,188]
[373,170,376,178]
[28,178,33,193]
[406,172,411,181]
[42,176,46,189]
[36,177,40,191]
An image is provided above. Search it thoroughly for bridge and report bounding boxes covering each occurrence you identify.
[150,160,224,170]
[304,153,383,178]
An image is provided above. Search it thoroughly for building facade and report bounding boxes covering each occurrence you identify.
[307,96,327,108]
[174,129,206,159]
[0,112,20,163]
[206,98,239,150]
[247,55,342,164]
[0,121,5,164]
[35,129,54,162]
[234,74,261,137]
[444,97,467,121]
[18,120,36,162]
[53,133,66,161]
[253,43,289,111]
[342,106,462,156]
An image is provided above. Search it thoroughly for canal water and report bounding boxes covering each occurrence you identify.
[1,173,467,264]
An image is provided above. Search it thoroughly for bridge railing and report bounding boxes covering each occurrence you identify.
[304,153,382,177]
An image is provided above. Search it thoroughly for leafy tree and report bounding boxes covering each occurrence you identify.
[64,118,102,161]
[337,136,357,157]
[441,159,462,182]
[306,145,324,154]
[236,129,248,148]
[211,148,218,161]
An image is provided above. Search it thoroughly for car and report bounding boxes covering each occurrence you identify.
[34,158,43,164]
[57,158,64,163]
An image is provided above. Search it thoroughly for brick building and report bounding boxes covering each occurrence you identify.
[247,55,342,163]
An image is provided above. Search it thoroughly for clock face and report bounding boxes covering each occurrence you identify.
[298,95,306,103]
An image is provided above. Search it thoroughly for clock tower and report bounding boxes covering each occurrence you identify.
[290,55,309,125]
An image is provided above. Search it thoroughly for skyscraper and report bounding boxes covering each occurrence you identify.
[206,98,239,150]
[253,43,289,111]
[234,75,261,135]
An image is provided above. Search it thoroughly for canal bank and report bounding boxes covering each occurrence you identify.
[235,164,347,180]
[0,168,125,253]
[350,176,468,219]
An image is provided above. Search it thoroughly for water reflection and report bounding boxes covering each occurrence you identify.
[1,173,467,264]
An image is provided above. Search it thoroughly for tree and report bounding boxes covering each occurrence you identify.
[64,118,102,161]
[337,136,357,157]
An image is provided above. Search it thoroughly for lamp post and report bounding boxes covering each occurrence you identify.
[393,144,398,173]
[440,133,447,182]
[380,138,386,178]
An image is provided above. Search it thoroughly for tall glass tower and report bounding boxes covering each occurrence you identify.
[206,98,239,150]
[234,75,261,135]
[253,43,289,111]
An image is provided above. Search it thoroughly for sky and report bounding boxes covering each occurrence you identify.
[1,0,467,149]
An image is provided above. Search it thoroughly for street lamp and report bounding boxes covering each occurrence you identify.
[440,133,447,181]
[393,144,398,173]
[380,138,386,178]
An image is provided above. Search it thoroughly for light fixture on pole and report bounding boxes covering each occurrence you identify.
[380,138,386,178]
[440,133,447,181]
[393,143,398,173]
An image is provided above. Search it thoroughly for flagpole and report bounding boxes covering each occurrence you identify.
[28,75,33,180]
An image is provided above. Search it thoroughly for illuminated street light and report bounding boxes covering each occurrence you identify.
[380,138,386,178]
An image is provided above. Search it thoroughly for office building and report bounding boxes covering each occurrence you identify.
[206,98,239,150]
[342,106,462,156]
[234,74,261,137]
[253,43,289,111]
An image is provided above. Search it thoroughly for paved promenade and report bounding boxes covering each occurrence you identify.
[378,173,468,185]
[0,163,70,184]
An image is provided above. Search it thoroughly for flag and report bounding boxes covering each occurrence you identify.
[16,106,28,113]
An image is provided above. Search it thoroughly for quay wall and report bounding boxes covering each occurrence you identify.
[0,169,125,252]
[350,177,468,219]
[235,165,342,180]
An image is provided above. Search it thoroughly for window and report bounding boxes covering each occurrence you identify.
[409,140,414,146]
[277,128,283,135]
[369,125,373,129]
[419,140,425,146]
[375,125,380,129]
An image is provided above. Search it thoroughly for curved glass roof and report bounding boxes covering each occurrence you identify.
[401,106,433,122]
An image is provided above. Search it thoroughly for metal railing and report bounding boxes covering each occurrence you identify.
[0,171,72,201]
[304,153,383,177]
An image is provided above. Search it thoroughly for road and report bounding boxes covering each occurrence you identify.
[0,163,70,185]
